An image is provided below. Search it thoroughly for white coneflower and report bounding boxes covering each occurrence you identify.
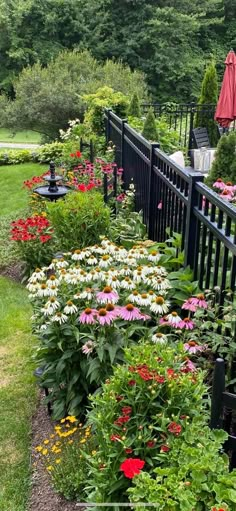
[130,248,148,259]
[36,284,51,297]
[71,249,90,261]
[154,266,168,277]
[151,332,168,344]
[118,266,132,277]
[55,259,69,269]
[64,300,78,314]
[152,277,171,291]
[45,297,60,311]
[27,281,40,293]
[46,275,60,287]
[87,255,98,265]
[147,250,161,263]
[150,296,170,315]
[51,312,68,324]
[120,278,136,290]
[79,288,95,300]
[40,323,49,331]
[64,273,79,285]
[28,268,46,282]
[133,270,144,284]
[167,311,182,325]
[127,290,140,304]
[136,293,152,307]
[74,270,87,283]
[106,276,121,289]
[46,285,58,297]
[41,304,55,316]
[99,255,112,268]
[125,256,138,266]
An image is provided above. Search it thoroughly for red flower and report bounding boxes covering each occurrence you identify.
[128,380,136,386]
[168,422,182,436]
[76,151,82,158]
[110,434,121,442]
[40,235,52,243]
[160,444,170,453]
[212,509,226,511]
[78,184,87,192]
[115,395,124,402]
[154,375,165,383]
[120,458,145,479]
[167,369,177,379]
[114,416,130,426]
[70,153,75,157]
[125,448,133,454]
[146,440,155,448]
[121,406,132,416]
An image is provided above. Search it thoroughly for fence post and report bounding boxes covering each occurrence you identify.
[184,172,204,267]
[188,102,195,156]
[148,143,160,240]
[210,358,225,429]
[105,108,112,144]
[120,119,127,170]
[103,173,108,204]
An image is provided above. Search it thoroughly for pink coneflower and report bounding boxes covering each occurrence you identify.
[220,190,233,201]
[79,308,97,324]
[184,341,207,354]
[189,294,208,309]
[213,178,225,190]
[96,286,119,304]
[97,308,113,325]
[182,300,197,312]
[119,304,146,321]
[179,317,195,330]
[181,358,196,373]
[105,303,120,319]
[82,340,95,355]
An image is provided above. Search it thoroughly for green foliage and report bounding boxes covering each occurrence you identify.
[83,86,128,135]
[47,190,111,251]
[207,131,236,185]
[129,421,236,511]
[195,61,219,146]
[86,341,208,504]
[36,142,65,164]
[128,93,141,118]
[0,213,21,270]
[0,149,33,165]
[142,108,158,142]
[129,114,180,154]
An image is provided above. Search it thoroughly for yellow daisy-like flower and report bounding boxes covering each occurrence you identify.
[92,450,97,456]
[65,415,77,423]
[60,418,66,424]
[35,445,43,452]
[47,466,53,471]
[55,458,61,464]
[41,212,47,217]
[54,449,61,454]
[68,440,73,445]
[43,439,50,445]
[80,438,86,444]
[42,449,48,455]
[55,441,61,447]
[50,434,55,439]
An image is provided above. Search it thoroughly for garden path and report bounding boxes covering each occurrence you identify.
[0,142,39,149]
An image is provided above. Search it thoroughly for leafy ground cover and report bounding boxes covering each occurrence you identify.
[0,277,37,511]
[0,128,41,144]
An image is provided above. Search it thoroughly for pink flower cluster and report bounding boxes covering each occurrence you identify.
[79,303,150,325]
[213,178,236,202]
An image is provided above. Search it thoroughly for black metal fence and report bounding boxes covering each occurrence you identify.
[105,109,236,301]
[141,102,216,152]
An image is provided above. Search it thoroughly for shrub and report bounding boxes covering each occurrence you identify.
[85,341,208,504]
[128,93,141,118]
[129,421,236,511]
[0,149,33,165]
[130,113,180,154]
[46,190,111,251]
[36,142,65,164]
[195,61,219,146]
[207,131,236,186]
[83,86,128,135]
[142,108,158,141]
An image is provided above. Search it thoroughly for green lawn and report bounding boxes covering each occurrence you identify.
[0,277,37,511]
[0,162,48,217]
[0,128,41,144]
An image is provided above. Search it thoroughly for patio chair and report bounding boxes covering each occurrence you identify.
[192,127,211,148]
[210,358,236,469]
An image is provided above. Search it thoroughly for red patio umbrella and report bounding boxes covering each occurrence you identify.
[215,50,236,128]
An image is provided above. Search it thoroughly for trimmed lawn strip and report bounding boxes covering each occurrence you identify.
[0,277,37,511]
[0,128,41,144]
[0,162,48,217]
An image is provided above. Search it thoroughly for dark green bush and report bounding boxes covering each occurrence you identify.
[142,107,158,141]
[207,131,236,185]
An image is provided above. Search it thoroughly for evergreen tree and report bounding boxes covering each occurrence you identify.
[207,131,236,185]
[142,108,158,141]
[195,61,219,146]
[128,93,141,117]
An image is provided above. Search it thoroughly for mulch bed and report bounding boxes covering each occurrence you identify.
[29,391,84,511]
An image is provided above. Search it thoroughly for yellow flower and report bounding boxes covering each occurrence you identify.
[35,445,43,452]
[43,439,50,445]
[80,438,86,444]
[55,441,61,447]
[68,440,73,445]
[50,434,55,439]
[92,450,97,456]
[41,212,47,217]
[42,449,48,455]
[47,466,53,471]
[54,449,61,454]
[55,458,61,464]
[60,418,66,424]
[65,415,77,423]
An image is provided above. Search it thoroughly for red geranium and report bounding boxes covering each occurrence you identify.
[76,150,82,158]
[120,458,145,479]
[168,422,182,436]
[121,406,132,416]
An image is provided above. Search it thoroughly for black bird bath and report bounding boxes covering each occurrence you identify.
[33,161,71,201]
